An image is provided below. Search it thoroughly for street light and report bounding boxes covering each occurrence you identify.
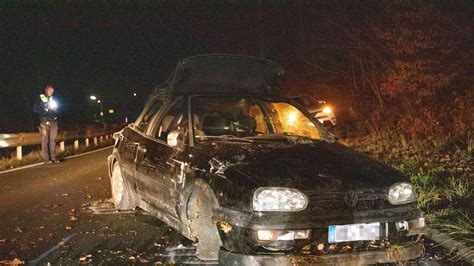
[89,95,105,127]
[133,92,137,97]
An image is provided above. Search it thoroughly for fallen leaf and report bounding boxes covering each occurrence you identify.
[342,245,351,252]
[69,216,78,221]
[65,226,72,230]
[79,254,92,262]
[128,256,136,261]
[14,227,23,233]
[62,193,69,197]
[0,258,24,265]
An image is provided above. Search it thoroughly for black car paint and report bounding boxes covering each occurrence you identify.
[110,97,423,253]
[108,54,424,261]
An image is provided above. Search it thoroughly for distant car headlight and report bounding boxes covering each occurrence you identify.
[252,187,308,212]
[388,182,417,205]
[322,106,332,114]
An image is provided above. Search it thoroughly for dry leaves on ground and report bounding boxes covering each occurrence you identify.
[0,258,25,265]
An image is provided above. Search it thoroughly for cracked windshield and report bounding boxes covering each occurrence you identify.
[192,97,321,141]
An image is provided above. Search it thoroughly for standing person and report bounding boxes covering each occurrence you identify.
[33,84,60,163]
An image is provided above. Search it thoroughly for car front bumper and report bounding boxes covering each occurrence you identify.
[213,206,425,262]
[219,241,424,265]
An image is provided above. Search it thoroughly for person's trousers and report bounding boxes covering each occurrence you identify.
[40,120,58,161]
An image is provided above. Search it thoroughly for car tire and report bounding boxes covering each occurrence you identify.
[186,183,221,261]
[110,162,135,211]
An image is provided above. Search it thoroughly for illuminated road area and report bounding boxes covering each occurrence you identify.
[0,148,450,265]
[0,148,205,265]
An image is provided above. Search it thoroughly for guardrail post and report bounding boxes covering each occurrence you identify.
[85,138,89,147]
[60,141,65,152]
[105,134,109,141]
[16,146,22,160]
[73,140,79,150]
[100,136,104,143]
[93,137,98,146]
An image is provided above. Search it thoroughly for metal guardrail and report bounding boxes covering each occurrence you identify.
[0,131,115,160]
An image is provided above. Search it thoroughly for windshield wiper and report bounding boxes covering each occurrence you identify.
[196,135,254,143]
[281,132,318,143]
[248,132,317,143]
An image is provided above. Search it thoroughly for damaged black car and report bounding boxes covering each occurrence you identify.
[108,54,425,264]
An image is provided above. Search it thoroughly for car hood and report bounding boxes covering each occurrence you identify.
[189,140,407,192]
[169,54,284,97]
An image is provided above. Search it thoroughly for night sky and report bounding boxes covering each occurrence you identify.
[1,1,472,132]
[1,1,293,131]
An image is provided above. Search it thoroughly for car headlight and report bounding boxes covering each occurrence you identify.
[388,182,417,205]
[252,187,308,212]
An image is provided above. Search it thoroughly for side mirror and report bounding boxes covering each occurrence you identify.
[167,129,184,147]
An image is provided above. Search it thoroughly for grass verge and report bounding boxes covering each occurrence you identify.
[345,133,473,248]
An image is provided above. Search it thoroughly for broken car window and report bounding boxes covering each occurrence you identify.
[154,100,185,142]
[191,96,320,141]
[264,102,320,140]
[135,98,163,132]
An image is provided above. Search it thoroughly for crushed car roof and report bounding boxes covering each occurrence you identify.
[156,54,285,98]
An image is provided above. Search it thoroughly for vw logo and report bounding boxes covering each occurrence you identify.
[344,191,359,208]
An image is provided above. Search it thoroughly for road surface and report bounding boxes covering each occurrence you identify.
[0,147,454,265]
[0,147,203,265]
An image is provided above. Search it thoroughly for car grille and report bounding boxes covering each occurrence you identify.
[304,189,390,212]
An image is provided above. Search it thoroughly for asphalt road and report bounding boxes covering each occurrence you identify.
[0,147,201,265]
[0,147,457,265]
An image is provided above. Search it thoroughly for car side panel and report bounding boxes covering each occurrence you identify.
[115,127,140,195]
[133,134,184,220]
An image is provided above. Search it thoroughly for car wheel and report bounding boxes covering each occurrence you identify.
[110,162,135,210]
[187,185,221,261]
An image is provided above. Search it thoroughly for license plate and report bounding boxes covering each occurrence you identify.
[328,222,380,243]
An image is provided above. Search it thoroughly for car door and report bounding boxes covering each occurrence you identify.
[118,97,164,196]
[116,127,141,195]
[135,99,186,218]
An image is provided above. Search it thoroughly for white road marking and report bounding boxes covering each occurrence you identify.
[0,162,45,174]
[0,145,113,175]
[29,233,76,265]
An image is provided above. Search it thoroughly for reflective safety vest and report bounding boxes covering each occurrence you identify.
[40,94,53,103]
